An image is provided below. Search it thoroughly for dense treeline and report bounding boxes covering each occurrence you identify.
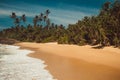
[62,0,120,47]
[0,10,66,43]
[0,1,120,47]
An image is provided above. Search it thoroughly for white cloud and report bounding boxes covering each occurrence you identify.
[50,16,77,25]
[0,9,35,17]
[0,2,99,26]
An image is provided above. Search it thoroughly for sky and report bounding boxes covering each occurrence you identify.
[0,0,114,30]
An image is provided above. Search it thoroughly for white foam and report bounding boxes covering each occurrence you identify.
[0,44,57,80]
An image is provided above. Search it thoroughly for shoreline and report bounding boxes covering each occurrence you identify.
[16,42,120,80]
[0,44,55,80]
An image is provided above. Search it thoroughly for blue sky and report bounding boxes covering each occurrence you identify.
[0,0,114,30]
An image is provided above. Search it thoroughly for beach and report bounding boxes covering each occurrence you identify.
[16,42,120,80]
[0,44,56,80]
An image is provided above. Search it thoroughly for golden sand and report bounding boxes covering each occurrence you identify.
[16,42,120,80]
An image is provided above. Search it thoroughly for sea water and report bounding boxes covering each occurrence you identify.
[0,44,56,80]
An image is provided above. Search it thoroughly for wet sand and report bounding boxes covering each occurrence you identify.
[16,42,120,80]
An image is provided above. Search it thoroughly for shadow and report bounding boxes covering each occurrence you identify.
[92,45,104,49]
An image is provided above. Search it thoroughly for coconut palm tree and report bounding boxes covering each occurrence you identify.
[45,9,50,17]
[21,14,26,23]
[46,18,50,26]
[39,13,43,24]
[33,15,39,27]
[102,1,111,11]
[10,12,16,19]
[43,15,47,22]
[14,18,20,26]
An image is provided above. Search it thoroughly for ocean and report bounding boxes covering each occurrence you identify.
[0,44,56,80]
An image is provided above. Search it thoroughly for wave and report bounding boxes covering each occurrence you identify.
[0,44,56,80]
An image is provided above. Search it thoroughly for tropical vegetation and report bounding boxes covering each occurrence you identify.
[0,1,120,47]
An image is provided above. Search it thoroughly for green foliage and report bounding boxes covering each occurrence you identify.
[58,34,68,44]
[0,1,120,47]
